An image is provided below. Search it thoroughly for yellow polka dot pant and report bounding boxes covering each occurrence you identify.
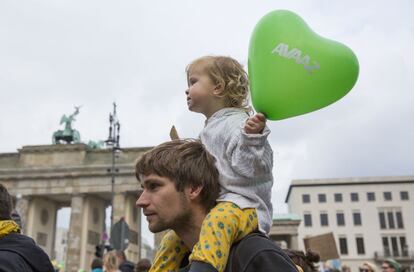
[149,202,258,272]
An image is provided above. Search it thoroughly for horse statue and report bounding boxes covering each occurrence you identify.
[52,106,82,144]
[87,140,105,149]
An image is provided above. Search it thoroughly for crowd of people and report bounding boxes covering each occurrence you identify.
[280,249,404,272]
[89,250,151,272]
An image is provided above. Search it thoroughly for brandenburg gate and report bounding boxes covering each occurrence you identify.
[0,143,150,271]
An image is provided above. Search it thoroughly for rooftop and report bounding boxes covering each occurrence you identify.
[273,213,301,221]
[285,175,414,203]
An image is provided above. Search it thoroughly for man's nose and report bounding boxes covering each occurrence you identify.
[185,88,189,95]
[136,190,148,207]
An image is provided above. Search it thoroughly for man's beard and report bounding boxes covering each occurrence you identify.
[151,193,192,233]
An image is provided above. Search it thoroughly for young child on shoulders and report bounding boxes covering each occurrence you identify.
[151,56,274,272]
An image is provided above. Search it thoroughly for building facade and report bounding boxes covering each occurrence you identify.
[0,143,150,272]
[285,176,414,272]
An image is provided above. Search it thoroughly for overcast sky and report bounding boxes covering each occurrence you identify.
[1,0,413,241]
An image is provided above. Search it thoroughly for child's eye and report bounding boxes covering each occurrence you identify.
[189,78,197,86]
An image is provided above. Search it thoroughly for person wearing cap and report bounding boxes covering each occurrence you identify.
[381,259,401,272]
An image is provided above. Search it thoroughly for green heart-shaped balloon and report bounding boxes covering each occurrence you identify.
[248,10,359,120]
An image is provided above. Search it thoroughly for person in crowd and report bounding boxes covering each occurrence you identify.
[135,258,151,272]
[360,261,378,272]
[381,259,401,272]
[0,183,54,272]
[116,250,135,272]
[91,257,103,272]
[283,249,320,272]
[103,250,121,272]
[135,139,296,272]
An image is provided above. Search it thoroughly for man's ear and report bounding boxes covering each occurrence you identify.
[188,186,203,200]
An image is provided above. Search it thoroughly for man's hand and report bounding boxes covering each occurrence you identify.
[244,113,266,134]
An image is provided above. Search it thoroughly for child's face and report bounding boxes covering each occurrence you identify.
[185,69,221,117]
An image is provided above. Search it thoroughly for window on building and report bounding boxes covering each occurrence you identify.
[351,193,359,202]
[304,213,312,227]
[339,237,348,255]
[379,212,386,229]
[387,211,395,229]
[400,191,409,200]
[391,236,399,257]
[353,212,362,226]
[318,194,327,203]
[356,237,365,255]
[302,194,310,203]
[382,236,409,257]
[334,193,342,202]
[337,212,345,226]
[400,237,408,256]
[378,209,404,229]
[320,213,329,226]
[382,237,390,256]
[367,192,375,201]
[384,191,392,201]
[396,211,404,229]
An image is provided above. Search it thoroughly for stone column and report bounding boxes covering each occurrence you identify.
[51,207,59,259]
[112,192,126,224]
[76,196,106,270]
[290,234,299,250]
[15,196,30,234]
[124,194,141,262]
[24,197,57,257]
[66,194,84,272]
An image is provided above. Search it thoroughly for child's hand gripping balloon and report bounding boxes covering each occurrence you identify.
[245,113,267,134]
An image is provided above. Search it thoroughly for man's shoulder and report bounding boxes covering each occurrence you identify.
[0,233,54,272]
[0,234,35,272]
[0,250,34,272]
[0,232,36,249]
[225,232,298,272]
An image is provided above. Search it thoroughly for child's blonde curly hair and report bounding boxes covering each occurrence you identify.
[186,56,250,109]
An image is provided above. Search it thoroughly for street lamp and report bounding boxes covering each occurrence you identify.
[105,102,121,231]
